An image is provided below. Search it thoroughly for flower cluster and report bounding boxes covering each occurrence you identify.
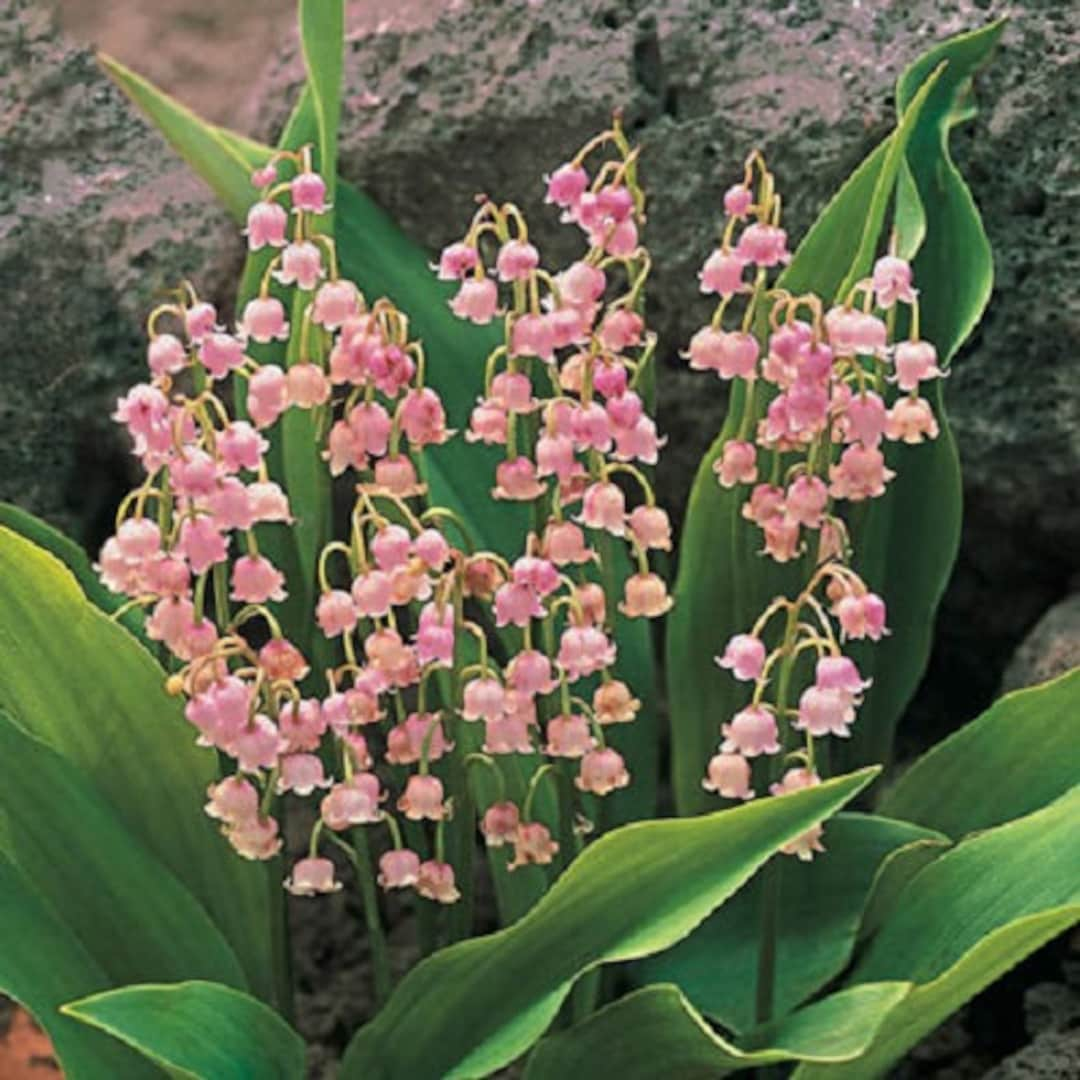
[99,123,668,906]
[691,153,942,858]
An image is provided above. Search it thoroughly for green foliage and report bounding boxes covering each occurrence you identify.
[0,711,245,991]
[523,982,911,1079]
[879,667,1080,837]
[0,527,279,1007]
[0,855,157,1079]
[339,769,876,1078]
[632,814,944,1032]
[64,982,307,1080]
[797,788,1080,1077]
[667,21,1004,814]
[0,501,146,639]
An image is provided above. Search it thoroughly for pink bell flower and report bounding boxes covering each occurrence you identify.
[244,200,288,250]
[397,774,448,822]
[720,705,780,757]
[241,298,290,344]
[231,554,287,604]
[716,634,766,682]
[285,856,341,896]
[594,680,640,725]
[290,171,328,213]
[378,848,421,889]
[321,774,383,830]
[544,713,596,758]
[714,440,758,488]
[496,239,540,282]
[450,278,499,324]
[276,754,332,796]
[247,364,289,428]
[578,481,626,535]
[699,249,748,297]
[273,241,324,291]
[871,255,917,309]
[416,860,461,904]
[575,747,630,796]
[703,752,755,800]
[481,801,521,847]
[509,822,560,870]
[147,333,187,377]
[312,280,361,330]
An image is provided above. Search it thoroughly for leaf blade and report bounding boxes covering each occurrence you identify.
[0,527,278,1006]
[340,768,878,1079]
[64,981,306,1080]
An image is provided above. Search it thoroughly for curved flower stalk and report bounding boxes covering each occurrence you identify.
[97,120,668,947]
[690,153,943,858]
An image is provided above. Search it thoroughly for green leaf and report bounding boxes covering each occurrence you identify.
[856,835,951,943]
[0,527,279,1007]
[798,910,1080,1080]
[0,854,158,1079]
[98,53,254,220]
[0,710,246,991]
[667,24,1003,813]
[0,501,145,639]
[836,19,1006,773]
[339,768,877,1078]
[64,981,306,1080]
[631,813,944,1032]
[298,0,344,212]
[859,786,1080,984]
[802,788,1080,1077]
[524,982,911,1079]
[878,667,1080,837]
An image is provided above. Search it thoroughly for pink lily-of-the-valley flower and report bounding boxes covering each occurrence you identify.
[692,152,941,859]
[98,123,669,903]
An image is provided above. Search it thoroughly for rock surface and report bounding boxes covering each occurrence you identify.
[0,0,236,544]
[1001,593,1080,692]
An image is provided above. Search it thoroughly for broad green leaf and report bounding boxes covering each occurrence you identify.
[0,854,156,1080]
[0,528,278,1007]
[667,66,940,814]
[803,789,1080,1077]
[858,787,1080,984]
[524,982,911,1079]
[339,768,877,1078]
[631,813,944,1031]
[878,667,1080,837]
[0,501,145,639]
[856,835,951,943]
[0,710,246,991]
[836,19,1006,773]
[796,910,1080,1080]
[98,53,253,220]
[64,981,306,1080]
[668,24,1002,813]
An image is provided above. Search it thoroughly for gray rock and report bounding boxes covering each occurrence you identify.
[1001,594,1080,692]
[0,0,237,543]
[1022,981,1080,1040]
[985,1029,1080,1080]
[248,0,1080,568]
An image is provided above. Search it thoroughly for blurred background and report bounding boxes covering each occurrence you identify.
[2,0,1078,1073]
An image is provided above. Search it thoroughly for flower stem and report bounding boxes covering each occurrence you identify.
[754,602,799,1026]
[354,833,393,1009]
